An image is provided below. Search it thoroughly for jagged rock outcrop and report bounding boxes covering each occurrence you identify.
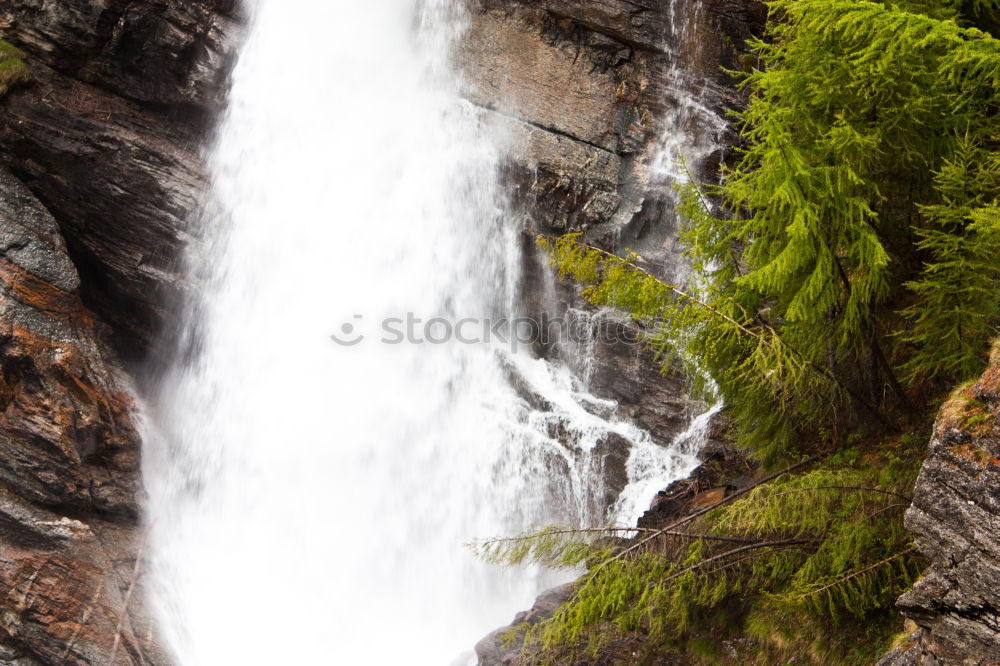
[583,317,690,444]
[0,167,163,664]
[0,168,139,515]
[1,0,241,117]
[880,346,1000,666]
[0,0,245,362]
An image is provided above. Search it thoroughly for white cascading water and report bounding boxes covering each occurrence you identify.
[654,0,729,186]
[142,1,716,664]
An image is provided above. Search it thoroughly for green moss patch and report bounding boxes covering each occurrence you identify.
[0,39,31,96]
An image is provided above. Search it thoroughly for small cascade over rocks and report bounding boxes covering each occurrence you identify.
[140,1,711,665]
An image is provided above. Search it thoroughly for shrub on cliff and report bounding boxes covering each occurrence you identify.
[482,1,1000,663]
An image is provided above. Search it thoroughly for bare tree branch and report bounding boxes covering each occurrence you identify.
[769,485,913,502]
[587,455,822,583]
[651,539,815,588]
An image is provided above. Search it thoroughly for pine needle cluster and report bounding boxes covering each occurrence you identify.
[474,445,924,664]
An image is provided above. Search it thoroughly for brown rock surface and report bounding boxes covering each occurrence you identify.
[0,168,161,663]
[460,0,764,254]
[0,489,163,665]
[0,0,243,122]
[0,65,205,364]
[460,0,668,239]
[0,168,140,516]
[0,4,245,660]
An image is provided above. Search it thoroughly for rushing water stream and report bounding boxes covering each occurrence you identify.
[141,1,713,664]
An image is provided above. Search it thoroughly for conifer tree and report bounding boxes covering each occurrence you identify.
[544,0,1000,457]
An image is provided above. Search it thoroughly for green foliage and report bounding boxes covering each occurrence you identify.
[695,0,1000,413]
[540,233,852,463]
[543,0,1000,458]
[474,527,618,570]
[486,1,1000,662]
[476,450,924,665]
[710,465,919,620]
[0,40,30,97]
[897,141,1000,382]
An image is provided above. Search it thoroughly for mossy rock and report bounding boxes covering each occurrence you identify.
[0,39,31,96]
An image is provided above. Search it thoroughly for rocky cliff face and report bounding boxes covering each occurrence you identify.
[460,0,765,452]
[0,0,244,363]
[0,166,162,665]
[460,0,764,255]
[880,346,1000,666]
[0,2,243,663]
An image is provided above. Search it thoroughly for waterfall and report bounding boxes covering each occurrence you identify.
[141,1,714,664]
[655,0,728,184]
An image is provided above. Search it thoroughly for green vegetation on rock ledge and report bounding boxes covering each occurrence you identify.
[479,1,1000,663]
[478,439,925,664]
[0,40,31,97]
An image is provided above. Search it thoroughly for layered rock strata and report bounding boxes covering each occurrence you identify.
[0,0,244,362]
